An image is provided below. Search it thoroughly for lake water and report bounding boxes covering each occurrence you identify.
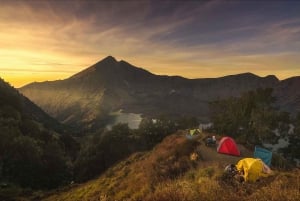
[106,111,142,129]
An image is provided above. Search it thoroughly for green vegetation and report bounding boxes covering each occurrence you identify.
[0,78,78,200]
[74,116,198,182]
[210,88,281,144]
[210,88,298,164]
[280,112,300,162]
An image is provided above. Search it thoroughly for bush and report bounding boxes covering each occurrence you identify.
[0,184,22,201]
[271,153,293,170]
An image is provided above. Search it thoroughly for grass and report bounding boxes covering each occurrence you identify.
[36,131,300,201]
[144,169,300,201]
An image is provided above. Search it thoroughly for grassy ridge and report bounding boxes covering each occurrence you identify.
[41,132,300,201]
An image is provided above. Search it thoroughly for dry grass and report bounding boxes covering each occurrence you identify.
[41,132,300,201]
[144,169,300,201]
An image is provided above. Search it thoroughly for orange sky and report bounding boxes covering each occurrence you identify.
[1,1,300,87]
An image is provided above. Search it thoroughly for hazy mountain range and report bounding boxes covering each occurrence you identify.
[19,56,300,130]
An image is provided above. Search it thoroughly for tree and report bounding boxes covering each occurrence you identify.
[280,112,300,163]
[74,124,135,182]
[138,117,176,149]
[73,130,103,182]
[3,136,43,188]
[0,78,72,190]
[174,116,199,130]
[294,112,300,134]
[41,140,71,188]
[210,88,281,145]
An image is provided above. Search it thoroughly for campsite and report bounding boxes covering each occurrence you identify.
[1,1,300,200]
[39,129,299,201]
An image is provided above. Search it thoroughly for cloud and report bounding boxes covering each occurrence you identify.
[0,68,75,73]
[0,0,300,87]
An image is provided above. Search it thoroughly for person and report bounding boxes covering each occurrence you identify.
[224,164,245,182]
[224,164,238,175]
[205,135,216,146]
[212,135,216,143]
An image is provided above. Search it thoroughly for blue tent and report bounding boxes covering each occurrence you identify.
[254,146,272,166]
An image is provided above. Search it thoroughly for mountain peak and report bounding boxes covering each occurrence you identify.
[92,55,120,70]
[69,56,119,79]
[101,55,118,63]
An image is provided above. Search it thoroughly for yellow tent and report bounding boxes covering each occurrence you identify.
[189,128,202,136]
[236,158,271,182]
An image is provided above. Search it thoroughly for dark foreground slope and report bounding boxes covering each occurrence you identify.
[19,56,281,130]
[0,78,78,194]
[41,132,299,201]
[0,78,62,131]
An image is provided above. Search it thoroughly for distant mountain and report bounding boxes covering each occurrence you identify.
[20,56,298,130]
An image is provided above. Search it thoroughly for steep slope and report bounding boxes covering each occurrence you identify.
[0,78,62,131]
[41,132,299,201]
[19,56,280,130]
[0,78,75,193]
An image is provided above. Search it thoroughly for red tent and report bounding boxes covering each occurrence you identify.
[217,137,240,156]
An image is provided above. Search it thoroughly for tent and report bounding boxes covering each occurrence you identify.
[186,128,202,139]
[217,137,240,156]
[189,128,202,136]
[236,158,271,182]
[254,146,272,166]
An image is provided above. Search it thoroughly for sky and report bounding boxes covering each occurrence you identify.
[1,0,300,87]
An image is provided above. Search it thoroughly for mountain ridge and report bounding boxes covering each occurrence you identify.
[19,56,298,130]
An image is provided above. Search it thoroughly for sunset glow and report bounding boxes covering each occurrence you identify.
[1,0,300,87]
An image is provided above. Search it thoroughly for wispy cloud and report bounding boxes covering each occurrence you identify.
[0,0,300,87]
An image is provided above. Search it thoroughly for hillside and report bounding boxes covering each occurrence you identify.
[0,77,78,197]
[0,78,62,131]
[19,56,281,130]
[40,132,300,201]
